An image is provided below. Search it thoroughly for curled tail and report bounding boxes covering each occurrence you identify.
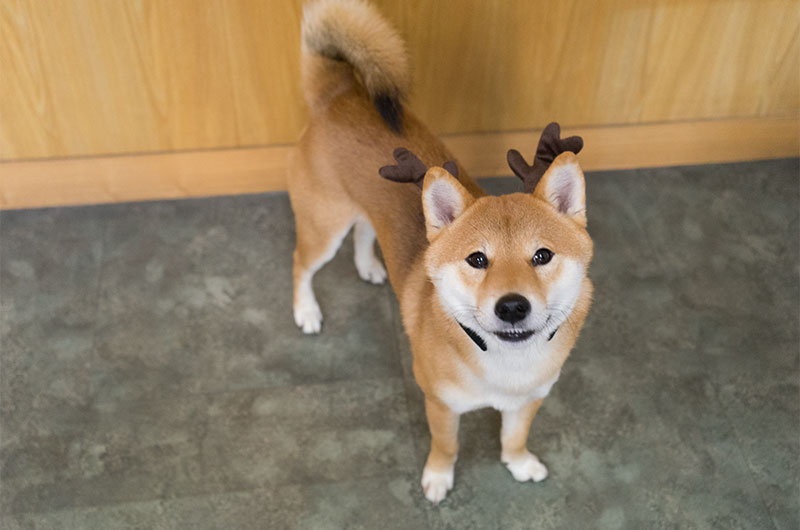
[301,0,409,133]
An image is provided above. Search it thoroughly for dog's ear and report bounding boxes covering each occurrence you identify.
[422,166,475,241]
[533,152,587,227]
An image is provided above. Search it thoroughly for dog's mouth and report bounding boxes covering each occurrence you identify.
[493,329,535,342]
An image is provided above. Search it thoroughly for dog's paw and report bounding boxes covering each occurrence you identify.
[293,299,322,334]
[356,258,387,285]
[421,466,454,504]
[504,452,548,483]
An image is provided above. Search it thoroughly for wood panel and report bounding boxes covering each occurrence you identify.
[394,0,800,132]
[1,0,798,161]
[2,117,796,210]
[1,0,306,159]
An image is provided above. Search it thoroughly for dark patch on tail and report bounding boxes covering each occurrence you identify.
[373,93,403,135]
[319,46,346,62]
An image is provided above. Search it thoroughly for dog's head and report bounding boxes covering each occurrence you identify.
[422,153,593,350]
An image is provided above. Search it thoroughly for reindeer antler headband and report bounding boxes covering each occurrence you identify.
[378,148,458,189]
[379,122,582,192]
[507,122,583,192]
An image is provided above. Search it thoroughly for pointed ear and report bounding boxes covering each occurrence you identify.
[422,166,475,241]
[533,152,587,226]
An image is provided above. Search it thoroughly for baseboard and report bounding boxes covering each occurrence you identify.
[1,117,797,209]
[0,146,293,210]
[447,117,800,177]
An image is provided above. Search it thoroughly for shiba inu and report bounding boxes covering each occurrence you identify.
[288,0,593,503]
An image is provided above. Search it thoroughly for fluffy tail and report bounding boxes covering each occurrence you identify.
[301,0,409,134]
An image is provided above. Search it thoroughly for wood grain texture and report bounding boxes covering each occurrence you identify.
[2,0,798,160]
[2,118,796,210]
[1,0,306,159]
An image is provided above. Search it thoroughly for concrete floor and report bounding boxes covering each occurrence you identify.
[1,159,798,529]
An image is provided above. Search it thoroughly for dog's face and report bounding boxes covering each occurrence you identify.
[422,153,592,350]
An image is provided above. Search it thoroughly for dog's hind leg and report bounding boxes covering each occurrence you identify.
[353,217,387,285]
[292,212,353,334]
[289,150,359,335]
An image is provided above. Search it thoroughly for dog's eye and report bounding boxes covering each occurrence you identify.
[465,251,489,269]
[532,248,554,266]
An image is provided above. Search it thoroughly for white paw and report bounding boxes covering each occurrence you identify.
[356,258,387,285]
[421,466,454,504]
[504,452,548,483]
[293,298,322,334]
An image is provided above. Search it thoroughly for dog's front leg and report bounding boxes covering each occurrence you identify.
[421,396,459,503]
[500,399,549,482]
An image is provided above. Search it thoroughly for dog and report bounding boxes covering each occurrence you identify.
[288,0,593,503]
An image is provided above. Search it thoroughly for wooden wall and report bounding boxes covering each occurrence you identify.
[0,0,798,207]
[2,0,797,161]
[2,0,307,160]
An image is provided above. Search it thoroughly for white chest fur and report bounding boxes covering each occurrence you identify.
[437,341,563,413]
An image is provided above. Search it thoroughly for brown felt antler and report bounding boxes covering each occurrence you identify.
[507,122,583,193]
[379,147,459,189]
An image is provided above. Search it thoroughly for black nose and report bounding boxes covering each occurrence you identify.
[494,294,531,324]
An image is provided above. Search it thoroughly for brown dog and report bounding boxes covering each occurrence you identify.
[289,0,593,503]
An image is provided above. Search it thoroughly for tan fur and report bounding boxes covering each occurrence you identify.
[289,0,593,503]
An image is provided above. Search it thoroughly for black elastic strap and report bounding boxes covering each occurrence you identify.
[458,322,488,351]
[457,323,559,352]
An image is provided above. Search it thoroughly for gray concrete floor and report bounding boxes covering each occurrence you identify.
[1,159,798,529]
